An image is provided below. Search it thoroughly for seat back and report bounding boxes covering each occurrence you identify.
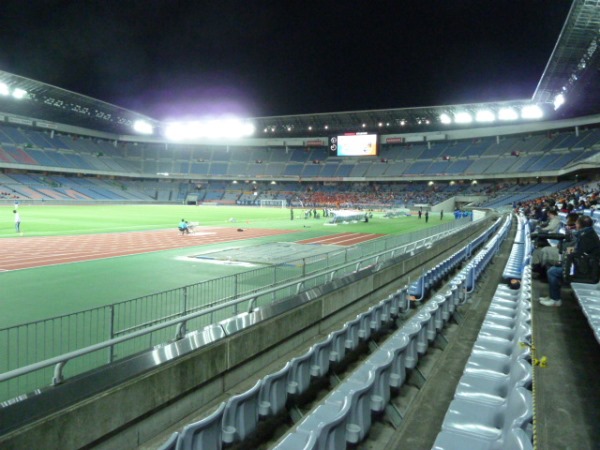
[222,380,262,444]
[177,402,225,450]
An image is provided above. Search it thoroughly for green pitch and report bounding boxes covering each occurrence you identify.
[0,204,452,327]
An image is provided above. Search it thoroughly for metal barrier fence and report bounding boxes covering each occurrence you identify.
[0,217,472,402]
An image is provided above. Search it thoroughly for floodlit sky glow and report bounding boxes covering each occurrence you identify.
[0,1,572,120]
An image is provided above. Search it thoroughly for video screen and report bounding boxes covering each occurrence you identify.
[331,133,378,156]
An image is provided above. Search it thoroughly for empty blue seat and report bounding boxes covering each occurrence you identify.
[259,362,291,418]
[310,336,333,378]
[344,317,361,351]
[454,358,532,406]
[326,373,374,444]
[222,380,262,444]
[328,327,348,364]
[382,332,411,389]
[402,320,422,369]
[177,402,226,450]
[296,397,352,450]
[287,349,314,396]
[438,387,533,447]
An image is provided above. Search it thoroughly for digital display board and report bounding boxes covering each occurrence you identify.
[330,133,378,156]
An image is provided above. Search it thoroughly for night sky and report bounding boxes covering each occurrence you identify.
[0,1,572,121]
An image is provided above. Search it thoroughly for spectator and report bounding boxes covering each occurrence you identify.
[540,215,600,307]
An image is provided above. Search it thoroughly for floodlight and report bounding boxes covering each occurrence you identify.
[165,123,188,141]
[0,83,9,96]
[324,125,329,130]
[521,105,543,119]
[439,113,452,125]
[553,93,565,110]
[454,112,472,124]
[471,180,478,185]
[133,120,153,135]
[498,107,518,121]
[12,88,27,99]
[428,181,434,186]
[475,110,495,123]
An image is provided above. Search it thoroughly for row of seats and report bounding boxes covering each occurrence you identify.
[433,237,534,449]
[157,288,410,450]
[408,223,503,303]
[502,215,532,281]
[156,217,508,450]
[570,281,600,344]
[270,217,511,449]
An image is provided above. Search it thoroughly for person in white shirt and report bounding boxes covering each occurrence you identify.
[13,209,21,233]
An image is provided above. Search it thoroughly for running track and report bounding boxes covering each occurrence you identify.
[0,228,383,271]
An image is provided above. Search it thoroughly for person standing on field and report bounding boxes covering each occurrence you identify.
[13,209,21,233]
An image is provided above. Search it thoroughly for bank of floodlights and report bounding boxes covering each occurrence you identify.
[133,120,153,135]
[454,111,473,124]
[521,105,543,119]
[498,107,519,121]
[475,110,495,123]
[165,119,255,141]
[0,82,27,99]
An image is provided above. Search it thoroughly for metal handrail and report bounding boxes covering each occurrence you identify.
[0,220,476,387]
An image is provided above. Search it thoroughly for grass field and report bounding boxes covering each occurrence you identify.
[0,204,452,328]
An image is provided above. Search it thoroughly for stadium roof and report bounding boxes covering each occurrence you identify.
[0,0,599,138]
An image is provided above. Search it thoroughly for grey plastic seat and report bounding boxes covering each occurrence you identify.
[390,287,409,316]
[379,296,392,324]
[383,332,411,389]
[411,310,433,355]
[363,349,394,412]
[358,309,373,341]
[329,327,347,363]
[222,380,262,444]
[271,428,317,449]
[454,358,532,406]
[296,396,352,450]
[176,402,226,450]
[344,317,361,351]
[433,423,533,449]
[439,387,533,445]
[259,362,291,418]
[157,431,178,450]
[311,336,333,378]
[326,372,375,444]
[402,320,422,369]
[287,348,314,396]
[465,343,531,377]
[427,299,444,332]
[369,303,384,334]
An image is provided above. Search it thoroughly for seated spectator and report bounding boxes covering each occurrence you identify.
[178,219,189,235]
[532,213,578,274]
[540,215,600,307]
